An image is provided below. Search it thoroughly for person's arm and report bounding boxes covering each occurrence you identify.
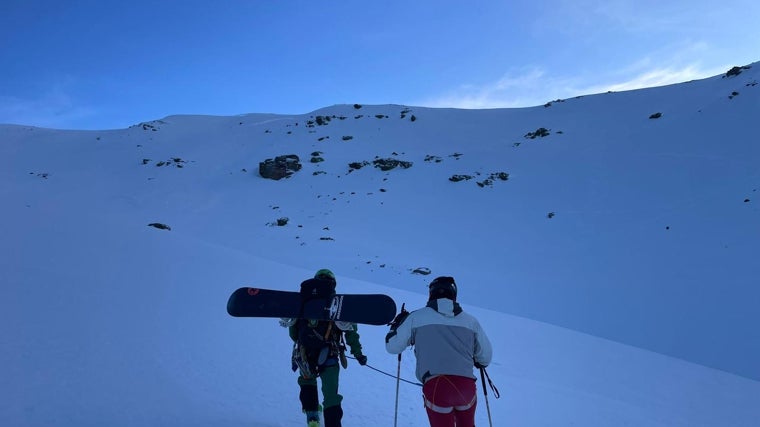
[344,324,363,356]
[473,319,493,367]
[385,311,413,354]
[344,324,368,365]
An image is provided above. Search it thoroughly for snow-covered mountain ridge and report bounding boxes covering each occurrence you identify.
[1,63,758,426]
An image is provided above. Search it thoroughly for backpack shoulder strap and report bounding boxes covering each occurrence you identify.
[323,321,334,341]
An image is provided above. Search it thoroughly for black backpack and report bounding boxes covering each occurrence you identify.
[292,277,342,377]
[296,276,337,352]
[299,277,336,300]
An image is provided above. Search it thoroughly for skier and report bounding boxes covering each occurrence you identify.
[385,276,492,427]
[282,269,367,427]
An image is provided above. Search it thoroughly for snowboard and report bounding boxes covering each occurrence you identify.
[226,287,397,326]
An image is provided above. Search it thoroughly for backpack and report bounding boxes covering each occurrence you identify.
[291,277,344,378]
[292,319,346,378]
[296,276,337,354]
[299,277,336,300]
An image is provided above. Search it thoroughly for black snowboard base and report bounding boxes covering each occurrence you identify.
[227,287,396,326]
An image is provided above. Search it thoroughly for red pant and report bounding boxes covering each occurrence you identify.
[422,375,477,427]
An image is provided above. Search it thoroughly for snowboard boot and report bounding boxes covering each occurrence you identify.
[323,404,343,427]
[304,406,322,427]
[306,415,320,427]
[300,384,321,426]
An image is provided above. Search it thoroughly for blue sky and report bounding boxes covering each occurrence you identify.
[1,0,758,130]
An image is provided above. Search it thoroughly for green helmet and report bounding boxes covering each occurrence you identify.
[314,269,335,281]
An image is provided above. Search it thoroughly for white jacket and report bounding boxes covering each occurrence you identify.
[385,298,493,383]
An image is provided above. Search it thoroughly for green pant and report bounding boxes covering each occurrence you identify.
[298,364,343,409]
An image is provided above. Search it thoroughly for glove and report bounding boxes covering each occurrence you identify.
[279,318,296,328]
[355,354,368,366]
[388,306,410,331]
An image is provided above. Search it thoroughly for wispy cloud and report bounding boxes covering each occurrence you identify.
[419,67,557,109]
[419,59,732,110]
[581,64,728,94]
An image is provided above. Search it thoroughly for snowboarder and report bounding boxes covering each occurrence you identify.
[282,269,367,427]
[385,276,493,427]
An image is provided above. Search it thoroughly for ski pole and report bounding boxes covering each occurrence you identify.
[394,353,401,427]
[480,367,493,427]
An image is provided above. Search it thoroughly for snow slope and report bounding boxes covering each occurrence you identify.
[2,63,759,426]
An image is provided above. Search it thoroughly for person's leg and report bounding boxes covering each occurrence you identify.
[422,375,477,427]
[319,365,343,427]
[424,405,456,427]
[298,375,320,422]
[453,399,477,427]
[323,405,343,427]
[450,376,477,427]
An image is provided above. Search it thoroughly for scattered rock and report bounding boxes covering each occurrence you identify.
[148,223,171,231]
[259,154,302,180]
[147,157,188,168]
[373,158,412,171]
[524,127,551,139]
[348,161,370,171]
[724,65,751,78]
[449,174,473,182]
